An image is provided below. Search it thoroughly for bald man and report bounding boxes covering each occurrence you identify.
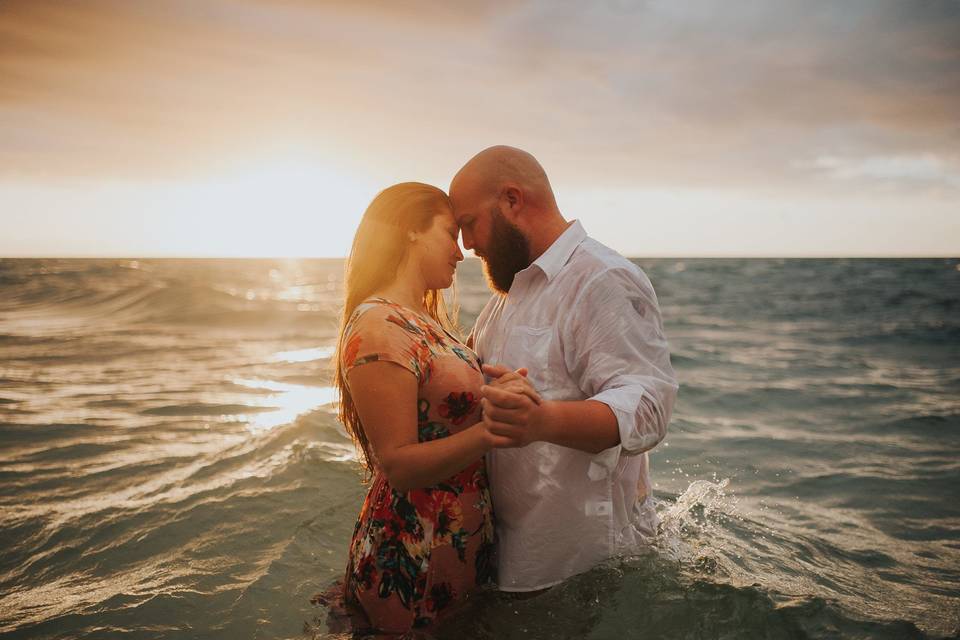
[449,146,679,593]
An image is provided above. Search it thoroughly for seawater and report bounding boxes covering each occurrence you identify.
[0,258,957,639]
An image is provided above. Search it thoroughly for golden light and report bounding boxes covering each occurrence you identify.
[231,377,338,434]
[146,152,381,258]
[271,346,336,363]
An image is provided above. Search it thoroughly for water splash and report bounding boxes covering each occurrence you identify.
[655,478,736,568]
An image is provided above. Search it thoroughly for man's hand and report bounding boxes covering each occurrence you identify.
[479,363,621,453]
[479,363,550,448]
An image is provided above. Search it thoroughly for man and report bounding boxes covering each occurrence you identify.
[448,145,679,593]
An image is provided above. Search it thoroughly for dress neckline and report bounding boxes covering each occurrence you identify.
[363,296,471,354]
[365,296,448,332]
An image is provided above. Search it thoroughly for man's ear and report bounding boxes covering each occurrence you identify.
[498,184,524,221]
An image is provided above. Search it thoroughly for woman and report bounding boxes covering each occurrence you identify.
[333,182,521,633]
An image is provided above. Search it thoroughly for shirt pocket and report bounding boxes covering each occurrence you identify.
[502,325,560,393]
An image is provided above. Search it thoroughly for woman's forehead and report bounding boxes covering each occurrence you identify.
[436,207,459,227]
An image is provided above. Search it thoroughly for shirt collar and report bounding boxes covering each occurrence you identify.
[529,219,587,284]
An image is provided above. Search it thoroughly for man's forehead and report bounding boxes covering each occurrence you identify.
[450,205,469,224]
[451,172,488,202]
[448,184,475,217]
[450,165,485,196]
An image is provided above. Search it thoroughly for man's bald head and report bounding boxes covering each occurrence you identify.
[450,145,557,213]
[448,145,571,293]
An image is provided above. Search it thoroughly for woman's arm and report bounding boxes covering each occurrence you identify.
[348,360,515,491]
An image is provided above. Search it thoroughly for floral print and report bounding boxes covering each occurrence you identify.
[439,392,479,426]
[339,298,494,633]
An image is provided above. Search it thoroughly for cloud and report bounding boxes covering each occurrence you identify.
[803,154,960,189]
[0,0,957,196]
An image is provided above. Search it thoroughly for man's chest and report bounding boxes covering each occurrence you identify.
[473,287,580,396]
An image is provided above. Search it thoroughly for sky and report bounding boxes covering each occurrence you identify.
[1,0,958,257]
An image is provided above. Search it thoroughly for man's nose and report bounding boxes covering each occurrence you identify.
[461,230,474,251]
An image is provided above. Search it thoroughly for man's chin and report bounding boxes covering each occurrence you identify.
[481,259,513,294]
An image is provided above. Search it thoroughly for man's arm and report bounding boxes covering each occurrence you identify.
[566,267,678,455]
[479,376,617,453]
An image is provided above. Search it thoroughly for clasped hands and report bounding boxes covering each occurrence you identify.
[478,363,550,449]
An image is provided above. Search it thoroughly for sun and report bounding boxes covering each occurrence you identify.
[146,153,381,257]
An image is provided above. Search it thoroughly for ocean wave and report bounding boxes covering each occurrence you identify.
[3,258,958,639]
[140,403,281,417]
[869,413,960,435]
[0,262,337,331]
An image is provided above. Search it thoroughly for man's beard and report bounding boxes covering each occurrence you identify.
[481,209,531,294]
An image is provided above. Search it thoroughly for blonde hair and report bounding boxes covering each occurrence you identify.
[335,182,459,477]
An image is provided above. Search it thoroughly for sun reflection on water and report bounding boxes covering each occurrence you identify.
[231,377,337,433]
[270,346,335,363]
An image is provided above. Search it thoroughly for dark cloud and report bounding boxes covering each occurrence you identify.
[487,1,960,184]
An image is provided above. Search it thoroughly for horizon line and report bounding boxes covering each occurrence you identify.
[1,254,957,260]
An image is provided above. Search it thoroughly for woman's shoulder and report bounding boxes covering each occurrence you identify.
[348,296,392,321]
[346,297,473,353]
[346,298,425,339]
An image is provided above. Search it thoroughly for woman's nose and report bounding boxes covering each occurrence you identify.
[455,243,464,262]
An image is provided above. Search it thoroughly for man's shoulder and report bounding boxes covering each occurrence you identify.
[578,236,637,269]
[562,237,651,293]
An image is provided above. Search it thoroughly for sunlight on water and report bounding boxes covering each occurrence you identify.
[2,259,957,639]
[231,378,338,433]
[270,346,335,363]
[24,434,249,528]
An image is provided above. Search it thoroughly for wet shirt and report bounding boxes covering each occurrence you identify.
[471,220,679,592]
[341,298,495,631]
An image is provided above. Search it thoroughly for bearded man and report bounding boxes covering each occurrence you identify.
[448,145,679,593]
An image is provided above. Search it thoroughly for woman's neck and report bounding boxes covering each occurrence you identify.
[372,274,427,315]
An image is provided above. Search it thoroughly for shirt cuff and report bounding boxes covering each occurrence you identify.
[586,390,636,480]
[589,387,668,479]
[588,443,621,481]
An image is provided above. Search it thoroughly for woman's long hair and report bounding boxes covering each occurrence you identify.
[335,182,460,478]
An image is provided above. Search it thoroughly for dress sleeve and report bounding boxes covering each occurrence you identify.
[340,304,430,383]
[561,266,679,478]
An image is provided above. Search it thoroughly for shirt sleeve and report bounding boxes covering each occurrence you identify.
[561,266,679,477]
[340,305,429,383]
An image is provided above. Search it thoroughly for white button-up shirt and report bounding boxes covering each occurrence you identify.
[471,220,678,592]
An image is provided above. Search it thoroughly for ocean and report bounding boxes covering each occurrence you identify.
[0,257,958,639]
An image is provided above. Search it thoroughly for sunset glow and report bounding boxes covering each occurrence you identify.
[1,0,957,257]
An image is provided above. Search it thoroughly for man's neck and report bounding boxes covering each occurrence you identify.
[526,216,574,263]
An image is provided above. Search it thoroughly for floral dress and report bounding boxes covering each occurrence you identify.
[340,297,495,632]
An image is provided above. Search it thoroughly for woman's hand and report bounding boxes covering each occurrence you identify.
[480,364,542,405]
[478,363,551,448]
